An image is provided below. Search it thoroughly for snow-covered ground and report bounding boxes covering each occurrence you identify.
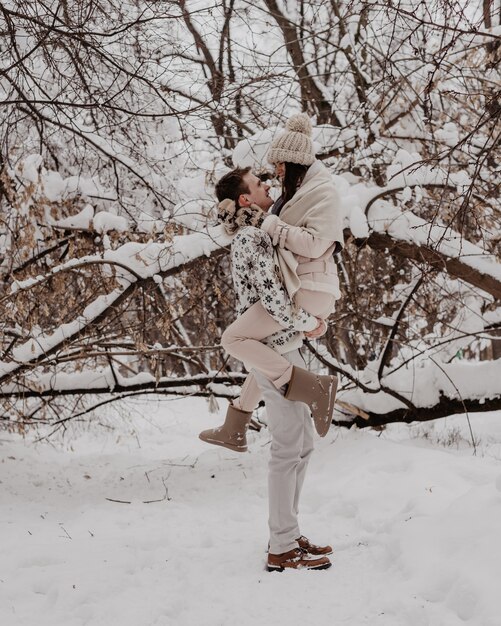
[1,398,501,626]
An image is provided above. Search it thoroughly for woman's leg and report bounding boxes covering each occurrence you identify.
[200,291,338,451]
[222,291,335,390]
[221,301,294,389]
[233,372,262,412]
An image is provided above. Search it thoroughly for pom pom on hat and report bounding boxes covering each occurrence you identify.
[285,113,312,136]
[267,113,315,165]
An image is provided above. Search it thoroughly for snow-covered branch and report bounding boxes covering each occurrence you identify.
[0,370,246,399]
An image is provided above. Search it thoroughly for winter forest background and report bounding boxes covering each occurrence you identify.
[0,0,500,432]
[1,2,501,625]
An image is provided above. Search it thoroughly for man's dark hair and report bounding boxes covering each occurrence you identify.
[215,166,252,205]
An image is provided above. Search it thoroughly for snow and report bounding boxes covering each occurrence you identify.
[54,205,94,230]
[2,369,246,395]
[435,122,459,147]
[484,307,501,325]
[13,155,113,202]
[1,397,501,626]
[339,32,353,49]
[93,212,129,234]
[16,154,43,182]
[177,174,207,200]
[102,225,231,280]
[378,356,501,408]
[367,199,501,285]
[232,125,362,168]
[314,344,501,414]
[42,171,66,201]
[62,175,111,199]
[232,128,277,169]
[348,205,370,238]
[136,211,164,235]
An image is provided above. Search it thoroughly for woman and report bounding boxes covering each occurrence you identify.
[199,114,344,451]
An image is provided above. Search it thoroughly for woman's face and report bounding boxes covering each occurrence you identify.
[275,162,285,180]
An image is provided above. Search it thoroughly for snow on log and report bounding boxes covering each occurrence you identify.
[0,369,247,398]
[313,345,501,426]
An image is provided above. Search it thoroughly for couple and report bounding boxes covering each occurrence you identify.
[200,113,344,571]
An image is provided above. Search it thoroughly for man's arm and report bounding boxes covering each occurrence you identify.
[232,228,318,332]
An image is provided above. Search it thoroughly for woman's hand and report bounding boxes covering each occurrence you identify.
[304,318,327,339]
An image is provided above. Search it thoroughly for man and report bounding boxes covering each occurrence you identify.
[207,166,333,571]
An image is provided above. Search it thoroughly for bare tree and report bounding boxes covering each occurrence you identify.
[1,0,500,433]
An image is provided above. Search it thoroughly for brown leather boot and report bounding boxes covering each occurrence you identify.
[198,404,252,452]
[297,535,333,556]
[267,548,331,572]
[284,366,338,437]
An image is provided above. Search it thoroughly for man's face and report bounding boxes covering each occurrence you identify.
[240,172,273,210]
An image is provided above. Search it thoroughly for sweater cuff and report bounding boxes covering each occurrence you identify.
[302,315,319,332]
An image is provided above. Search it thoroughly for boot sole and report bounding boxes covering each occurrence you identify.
[198,434,247,453]
[267,561,332,572]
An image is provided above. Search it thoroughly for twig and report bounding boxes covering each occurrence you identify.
[142,477,171,504]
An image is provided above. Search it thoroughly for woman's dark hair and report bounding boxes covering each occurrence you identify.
[282,162,310,205]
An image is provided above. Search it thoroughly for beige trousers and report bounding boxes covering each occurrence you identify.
[221,289,336,410]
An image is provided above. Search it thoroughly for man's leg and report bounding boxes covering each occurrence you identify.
[253,349,313,554]
[293,400,315,519]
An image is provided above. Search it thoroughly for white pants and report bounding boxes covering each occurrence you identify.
[253,349,314,554]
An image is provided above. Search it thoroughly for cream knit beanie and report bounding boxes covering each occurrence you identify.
[267,113,315,166]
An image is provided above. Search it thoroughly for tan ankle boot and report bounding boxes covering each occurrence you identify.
[199,404,252,452]
[284,366,338,437]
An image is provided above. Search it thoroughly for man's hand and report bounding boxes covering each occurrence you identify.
[304,318,327,339]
